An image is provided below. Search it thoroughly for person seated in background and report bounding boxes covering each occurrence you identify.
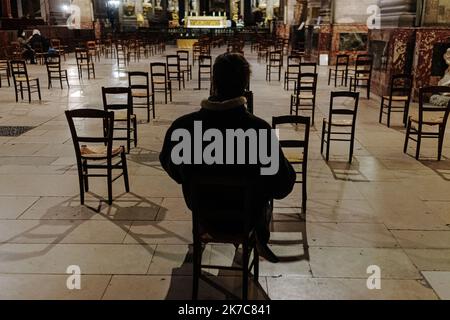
[16,29,36,64]
[160,53,297,262]
[28,29,50,52]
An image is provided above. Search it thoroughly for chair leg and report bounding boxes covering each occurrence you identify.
[121,151,130,192]
[253,245,259,282]
[349,130,355,164]
[387,102,392,128]
[320,120,325,154]
[37,79,41,101]
[415,130,422,160]
[326,126,331,162]
[438,126,445,161]
[152,94,156,119]
[107,167,113,205]
[328,70,331,86]
[133,117,137,147]
[82,160,89,192]
[77,165,85,205]
[379,99,384,124]
[302,166,307,214]
[242,242,249,300]
[192,241,201,300]
[404,120,411,153]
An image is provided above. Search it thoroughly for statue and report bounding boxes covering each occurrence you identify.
[430,48,450,106]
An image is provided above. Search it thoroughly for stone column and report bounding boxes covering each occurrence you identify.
[1,0,12,18]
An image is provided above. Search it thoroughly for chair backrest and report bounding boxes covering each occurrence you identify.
[75,48,90,63]
[51,39,61,49]
[190,176,258,239]
[299,62,317,74]
[272,115,310,160]
[295,73,318,95]
[65,109,115,163]
[418,86,450,126]
[287,55,301,66]
[177,50,190,64]
[10,60,28,80]
[166,55,180,72]
[128,71,149,92]
[389,74,412,98]
[269,50,282,65]
[45,54,61,72]
[335,54,349,71]
[102,86,133,114]
[150,62,167,79]
[199,55,212,67]
[328,91,360,125]
[86,41,96,50]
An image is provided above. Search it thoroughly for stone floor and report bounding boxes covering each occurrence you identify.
[0,45,449,300]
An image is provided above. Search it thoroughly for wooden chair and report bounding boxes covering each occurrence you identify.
[150,62,172,104]
[272,115,310,213]
[102,87,137,153]
[0,59,10,88]
[266,50,283,82]
[321,91,360,163]
[116,42,129,69]
[290,73,318,125]
[404,86,450,160]
[328,54,349,87]
[31,42,45,65]
[284,55,301,90]
[166,55,185,90]
[379,74,412,127]
[65,109,129,205]
[190,176,260,300]
[45,54,69,89]
[349,55,373,99]
[10,60,41,103]
[50,39,66,61]
[197,55,212,90]
[128,71,155,123]
[177,50,192,81]
[86,40,100,62]
[192,42,201,66]
[75,48,95,79]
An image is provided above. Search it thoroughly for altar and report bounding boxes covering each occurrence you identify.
[185,16,228,29]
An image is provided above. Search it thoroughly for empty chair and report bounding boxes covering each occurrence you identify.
[290,73,318,124]
[102,87,137,153]
[192,42,201,66]
[177,50,192,81]
[166,55,185,90]
[349,54,373,99]
[284,55,301,90]
[272,115,310,213]
[379,74,412,127]
[404,86,450,160]
[128,71,155,123]
[65,109,129,205]
[328,54,349,87]
[116,43,129,68]
[266,50,283,82]
[0,59,10,87]
[50,39,66,61]
[150,62,172,104]
[321,91,360,163]
[10,60,42,103]
[45,54,69,89]
[191,176,260,300]
[86,40,100,62]
[75,48,96,79]
[197,55,212,90]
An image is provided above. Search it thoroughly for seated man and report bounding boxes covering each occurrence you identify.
[160,53,296,262]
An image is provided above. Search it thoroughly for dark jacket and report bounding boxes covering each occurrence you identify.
[159,96,296,241]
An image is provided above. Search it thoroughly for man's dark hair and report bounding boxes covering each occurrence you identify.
[212,53,251,100]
